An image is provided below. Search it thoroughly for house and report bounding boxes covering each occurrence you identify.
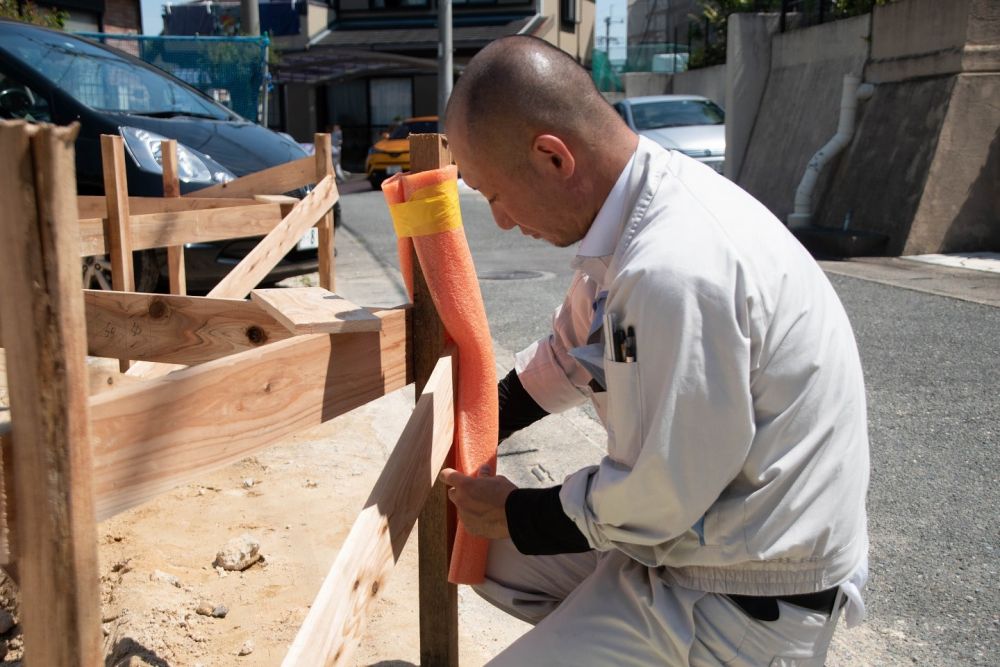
[159,0,595,167]
[268,0,596,168]
[37,0,143,33]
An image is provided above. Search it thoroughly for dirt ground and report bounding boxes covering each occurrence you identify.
[0,369,529,667]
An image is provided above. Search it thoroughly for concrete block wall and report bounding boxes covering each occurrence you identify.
[672,64,727,108]
[737,13,870,225]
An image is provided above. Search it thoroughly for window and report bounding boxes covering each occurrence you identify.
[0,27,230,119]
[0,69,52,123]
[629,99,725,130]
[560,0,576,31]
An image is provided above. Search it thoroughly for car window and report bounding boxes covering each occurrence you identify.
[0,26,230,120]
[389,120,438,139]
[613,102,626,119]
[0,68,52,123]
[630,100,724,130]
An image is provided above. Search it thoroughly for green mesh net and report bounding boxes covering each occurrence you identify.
[592,43,690,93]
[76,33,269,122]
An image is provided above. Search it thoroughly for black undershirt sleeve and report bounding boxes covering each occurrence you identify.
[505,486,592,555]
[497,368,550,443]
[496,370,591,554]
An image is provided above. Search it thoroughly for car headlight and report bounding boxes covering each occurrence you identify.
[119,126,235,185]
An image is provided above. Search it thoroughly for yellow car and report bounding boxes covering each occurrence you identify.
[365,116,439,189]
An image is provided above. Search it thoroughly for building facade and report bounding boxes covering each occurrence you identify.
[268,0,595,168]
[38,0,143,33]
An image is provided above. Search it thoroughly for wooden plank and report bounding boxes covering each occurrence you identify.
[0,291,292,365]
[100,134,135,371]
[282,348,456,667]
[89,306,410,521]
[161,139,186,295]
[250,287,380,335]
[185,155,315,199]
[83,290,293,365]
[314,133,336,291]
[124,175,340,379]
[410,132,459,667]
[207,175,339,299]
[0,120,102,665]
[77,203,284,257]
[77,195,259,219]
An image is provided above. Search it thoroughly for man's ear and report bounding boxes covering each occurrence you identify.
[529,134,575,180]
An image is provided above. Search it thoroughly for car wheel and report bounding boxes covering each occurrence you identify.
[333,201,342,228]
[369,174,385,190]
[82,249,160,292]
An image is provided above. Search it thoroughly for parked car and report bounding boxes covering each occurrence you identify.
[365,116,438,189]
[0,19,338,292]
[614,95,726,174]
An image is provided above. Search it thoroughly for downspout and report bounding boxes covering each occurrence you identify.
[787,74,874,228]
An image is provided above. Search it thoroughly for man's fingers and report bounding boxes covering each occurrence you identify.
[438,467,466,487]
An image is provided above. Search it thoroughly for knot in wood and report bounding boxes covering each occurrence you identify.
[246,326,268,345]
[147,299,169,320]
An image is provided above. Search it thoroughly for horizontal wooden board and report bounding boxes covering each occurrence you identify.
[186,156,315,199]
[76,196,258,220]
[88,306,410,521]
[78,203,285,256]
[82,290,293,365]
[250,288,381,335]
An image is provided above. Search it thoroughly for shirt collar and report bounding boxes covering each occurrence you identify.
[577,150,637,259]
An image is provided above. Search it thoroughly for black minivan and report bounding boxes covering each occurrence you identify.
[0,20,333,292]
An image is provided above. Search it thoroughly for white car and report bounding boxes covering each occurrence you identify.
[614,95,726,174]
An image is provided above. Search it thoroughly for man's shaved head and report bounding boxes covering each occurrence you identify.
[444,36,637,247]
[447,36,622,164]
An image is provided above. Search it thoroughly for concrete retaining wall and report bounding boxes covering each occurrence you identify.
[813,76,954,254]
[736,14,870,224]
[813,0,1000,254]
[673,65,727,108]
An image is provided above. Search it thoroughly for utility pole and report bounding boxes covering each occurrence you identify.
[241,0,260,36]
[438,0,453,123]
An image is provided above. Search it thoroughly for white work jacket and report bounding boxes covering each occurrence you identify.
[514,137,870,600]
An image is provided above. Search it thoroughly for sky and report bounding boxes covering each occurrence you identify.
[141,0,166,35]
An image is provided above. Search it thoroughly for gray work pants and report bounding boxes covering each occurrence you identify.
[474,538,843,666]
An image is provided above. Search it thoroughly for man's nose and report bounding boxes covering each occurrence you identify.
[492,206,517,231]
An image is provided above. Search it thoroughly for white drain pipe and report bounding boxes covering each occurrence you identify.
[787,74,875,228]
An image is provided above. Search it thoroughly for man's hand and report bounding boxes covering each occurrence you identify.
[439,465,517,539]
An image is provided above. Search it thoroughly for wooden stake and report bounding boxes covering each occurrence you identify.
[409,133,459,667]
[161,139,186,295]
[315,133,336,291]
[100,134,135,372]
[0,120,102,666]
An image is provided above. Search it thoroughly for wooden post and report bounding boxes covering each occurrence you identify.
[0,121,102,665]
[100,134,135,372]
[314,133,336,291]
[161,139,187,295]
[409,133,459,667]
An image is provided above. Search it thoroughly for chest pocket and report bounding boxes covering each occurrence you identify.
[604,359,642,466]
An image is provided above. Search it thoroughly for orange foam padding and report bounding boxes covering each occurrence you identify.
[382,166,499,585]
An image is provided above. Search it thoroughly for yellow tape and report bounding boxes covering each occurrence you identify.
[389,180,463,238]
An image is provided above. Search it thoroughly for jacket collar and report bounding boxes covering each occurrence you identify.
[571,136,668,286]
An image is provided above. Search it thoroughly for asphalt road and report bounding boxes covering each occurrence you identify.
[339,182,999,666]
